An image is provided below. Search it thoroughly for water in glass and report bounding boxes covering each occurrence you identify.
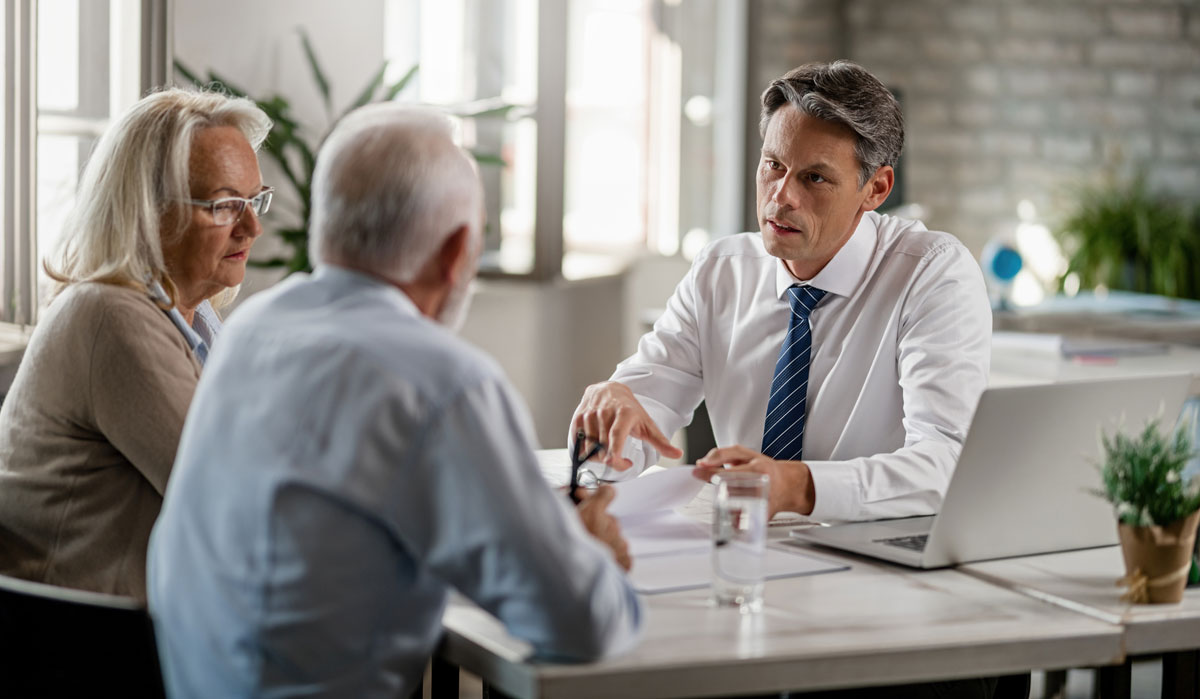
[711,474,769,613]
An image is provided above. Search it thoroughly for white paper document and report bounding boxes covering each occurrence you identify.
[628,544,849,595]
[610,466,848,594]
[609,465,705,518]
[616,510,709,558]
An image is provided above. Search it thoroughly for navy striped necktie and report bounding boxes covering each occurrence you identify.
[761,285,827,462]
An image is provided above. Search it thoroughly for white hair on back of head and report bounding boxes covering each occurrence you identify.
[46,86,271,308]
[309,103,481,283]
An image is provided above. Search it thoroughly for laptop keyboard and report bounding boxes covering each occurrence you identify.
[875,534,929,552]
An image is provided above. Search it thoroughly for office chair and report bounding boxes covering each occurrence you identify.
[0,573,167,698]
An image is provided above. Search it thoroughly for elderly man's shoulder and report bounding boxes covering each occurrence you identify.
[225,274,505,390]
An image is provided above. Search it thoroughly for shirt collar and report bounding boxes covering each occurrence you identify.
[313,264,422,319]
[191,300,223,347]
[148,280,210,365]
[774,211,878,300]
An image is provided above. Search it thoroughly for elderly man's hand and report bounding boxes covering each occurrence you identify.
[693,445,816,518]
[575,485,632,571]
[571,381,683,471]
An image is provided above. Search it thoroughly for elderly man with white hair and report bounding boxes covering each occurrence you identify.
[147,103,642,698]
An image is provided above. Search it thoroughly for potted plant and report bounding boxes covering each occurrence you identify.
[1056,173,1200,301]
[1095,417,1200,603]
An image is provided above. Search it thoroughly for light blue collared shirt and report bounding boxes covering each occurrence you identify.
[148,265,642,699]
[148,281,222,365]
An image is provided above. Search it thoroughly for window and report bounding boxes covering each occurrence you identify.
[1,0,166,324]
[384,0,745,280]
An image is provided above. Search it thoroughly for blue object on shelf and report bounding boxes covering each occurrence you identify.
[988,245,1022,282]
[981,240,1023,311]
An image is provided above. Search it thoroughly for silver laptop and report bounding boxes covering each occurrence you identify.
[790,374,1192,568]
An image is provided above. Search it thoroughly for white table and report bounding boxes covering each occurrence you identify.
[964,547,1200,699]
[437,547,1122,698]
[434,451,1125,698]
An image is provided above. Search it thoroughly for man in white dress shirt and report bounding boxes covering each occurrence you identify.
[572,60,991,524]
[148,105,641,698]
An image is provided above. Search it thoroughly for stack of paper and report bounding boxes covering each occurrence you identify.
[610,467,847,594]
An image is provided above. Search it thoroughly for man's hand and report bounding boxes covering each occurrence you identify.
[571,381,683,471]
[575,485,632,571]
[693,445,816,518]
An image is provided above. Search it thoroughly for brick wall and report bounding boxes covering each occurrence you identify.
[747,0,1200,254]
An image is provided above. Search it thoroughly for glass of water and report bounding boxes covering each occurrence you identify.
[711,472,769,613]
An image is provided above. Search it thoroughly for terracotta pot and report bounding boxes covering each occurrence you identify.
[1117,509,1200,604]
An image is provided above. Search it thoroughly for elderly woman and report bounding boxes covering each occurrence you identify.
[0,88,271,601]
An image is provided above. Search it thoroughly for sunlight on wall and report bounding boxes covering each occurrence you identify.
[1011,199,1067,307]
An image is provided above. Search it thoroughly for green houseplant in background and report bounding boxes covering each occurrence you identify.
[1056,173,1200,301]
[1095,417,1200,603]
[177,29,511,275]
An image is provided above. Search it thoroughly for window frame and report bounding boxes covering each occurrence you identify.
[0,0,170,325]
[475,0,748,282]
[3,0,37,325]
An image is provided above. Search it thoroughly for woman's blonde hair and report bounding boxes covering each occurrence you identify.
[45,86,271,308]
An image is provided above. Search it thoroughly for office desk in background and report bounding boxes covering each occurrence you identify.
[992,291,1200,348]
[989,335,1200,394]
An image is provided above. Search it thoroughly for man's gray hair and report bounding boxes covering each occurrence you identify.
[760,60,904,187]
[47,87,271,307]
[309,103,481,283]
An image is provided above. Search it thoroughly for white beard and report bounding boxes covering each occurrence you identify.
[438,228,482,332]
[437,275,475,332]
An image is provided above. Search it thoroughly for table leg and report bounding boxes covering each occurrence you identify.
[1043,669,1068,698]
[431,655,460,699]
[1094,661,1131,699]
[1162,650,1200,699]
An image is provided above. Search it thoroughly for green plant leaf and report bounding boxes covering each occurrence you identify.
[1096,417,1200,526]
[346,61,390,114]
[204,69,254,101]
[173,59,205,86]
[298,29,334,120]
[294,141,318,197]
[248,257,289,269]
[278,228,309,244]
[471,151,506,167]
[383,64,419,101]
[448,98,521,119]
[1056,171,1200,301]
[261,141,304,200]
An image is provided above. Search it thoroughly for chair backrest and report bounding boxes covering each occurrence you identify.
[0,573,166,698]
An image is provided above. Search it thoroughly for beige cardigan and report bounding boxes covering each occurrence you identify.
[0,282,202,602]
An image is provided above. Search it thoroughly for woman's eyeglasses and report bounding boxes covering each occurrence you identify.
[182,187,274,226]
